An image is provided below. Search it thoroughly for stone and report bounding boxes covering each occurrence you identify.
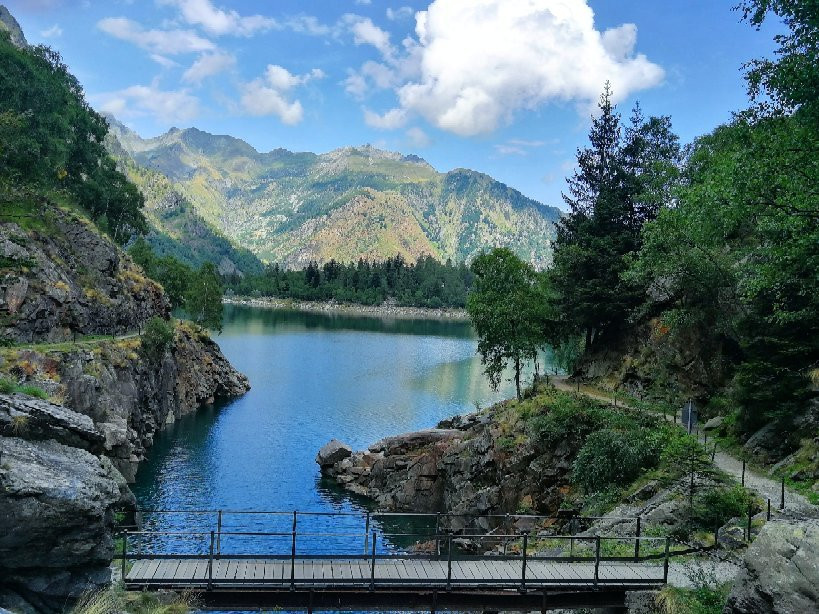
[724,519,819,614]
[0,394,103,452]
[316,439,352,467]
[702,415,725,432]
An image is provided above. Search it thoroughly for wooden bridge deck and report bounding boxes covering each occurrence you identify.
[125,557,665,589]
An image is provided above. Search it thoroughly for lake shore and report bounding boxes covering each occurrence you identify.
[223,296,469,321]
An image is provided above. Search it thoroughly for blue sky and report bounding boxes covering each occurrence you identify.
[8,0,782,209]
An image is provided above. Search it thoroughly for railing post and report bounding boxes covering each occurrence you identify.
[364,511,371,555]
[369,531,377,591]
[208,530,214,590]
[767,499,771,521]
[446,533,453,591]
[216,510,222,557]
[593,535,600,586]
[520,532,529,592]
[435,512,441,557]
[121,530,127,579]
[741,459,746,486]
[634,516,641,562]
[712,442,717,462]
[503,513,510,556]
[663,537,670,583]
[290,513,297,591]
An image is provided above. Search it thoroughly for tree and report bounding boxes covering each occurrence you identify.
[467,248,554,401]
[185,262,224,332]
[550,85,680,352]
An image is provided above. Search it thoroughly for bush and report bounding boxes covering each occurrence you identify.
[141,317,175,359]
[0,378,14,394]
[17,384,47,399]
[690,485,753,531]
[572,428,661,492]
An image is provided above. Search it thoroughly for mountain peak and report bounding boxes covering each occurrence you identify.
[0,5,27,48]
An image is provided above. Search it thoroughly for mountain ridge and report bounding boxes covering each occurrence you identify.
[106,116,562,269]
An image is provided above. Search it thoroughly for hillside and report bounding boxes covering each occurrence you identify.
[106,120,562,268]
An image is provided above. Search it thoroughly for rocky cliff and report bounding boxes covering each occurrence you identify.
[318,390,589,529]
[1,208,168,344]
[0,396,132,612]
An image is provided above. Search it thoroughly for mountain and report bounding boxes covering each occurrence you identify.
[106,120,562,269]
[0,5,26,48]
[105,118,264,276]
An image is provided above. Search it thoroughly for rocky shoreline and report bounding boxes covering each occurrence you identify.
[224,296,468,321]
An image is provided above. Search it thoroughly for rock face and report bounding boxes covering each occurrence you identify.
[319,411,579,528]
[0,397,132,612]
[724,519,819,614]
[0,5,26,48]
[1,212,169,344]
[1,323,249,481]
[316,439,352,467]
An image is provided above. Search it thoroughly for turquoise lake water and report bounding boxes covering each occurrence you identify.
[131,305,545,555]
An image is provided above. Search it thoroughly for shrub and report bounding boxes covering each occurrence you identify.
[0,378,14,394]
[141,317,175,359]
[690,485,753,531]
[17,384,48,399]
[572,428,661,493]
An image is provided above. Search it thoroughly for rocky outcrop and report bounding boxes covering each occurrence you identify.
[724,519,818,614]
[1,211,168,344]
[0,397,132,613]
[319,408,579,528]
[1,322,249,481]
[0,5,26,48]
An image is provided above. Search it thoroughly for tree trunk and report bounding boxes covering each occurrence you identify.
[515,356,521,401]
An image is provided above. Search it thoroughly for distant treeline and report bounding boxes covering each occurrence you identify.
[225,255,473,308]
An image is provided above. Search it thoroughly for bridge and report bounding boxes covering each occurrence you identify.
[117,510,676,611]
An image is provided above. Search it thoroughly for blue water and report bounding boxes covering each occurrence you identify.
[131,305,543,556]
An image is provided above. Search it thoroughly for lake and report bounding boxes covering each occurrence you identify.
[131,305,545,554]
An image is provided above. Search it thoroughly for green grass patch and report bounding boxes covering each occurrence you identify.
[0,377,48,400]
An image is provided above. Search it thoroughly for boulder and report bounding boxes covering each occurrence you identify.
[724,519,819,614]
[0,394,104,452]
[316,439,352,467]
[702,415,725,432]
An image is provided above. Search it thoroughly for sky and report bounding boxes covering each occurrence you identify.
[7,0,783,209]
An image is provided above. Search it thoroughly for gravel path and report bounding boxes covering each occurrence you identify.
[551,376,818,519]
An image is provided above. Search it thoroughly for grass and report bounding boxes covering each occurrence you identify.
[0,376,48,399]
[69,584,194,614]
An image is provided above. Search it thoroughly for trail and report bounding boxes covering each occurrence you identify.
[551,376,817,518]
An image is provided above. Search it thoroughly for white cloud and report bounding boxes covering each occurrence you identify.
[98,82,200,122]
[406,127,431,148]
[182,51,236,84]
[40,24,63,38]
[346,15,394,59]
[150,54,179,69]
[159,0,277,37]
[363,107,407,130]
[495,138,551,156]
[239,65,324,124]
[345,0,664,136]
[386,7,414,21]
[98,17,215,55]
[355,0,372,5]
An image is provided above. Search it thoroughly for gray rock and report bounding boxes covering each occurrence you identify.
[702,415,725,431]
[0,394,103,452]
[724,519,819,614]
[316,439,352,467]
[0,5,27,48]
[0,435,127,610]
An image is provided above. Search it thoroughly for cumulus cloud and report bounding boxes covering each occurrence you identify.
[182,51,236,84]
[406,126,431,148]
[159,0,277,37]
[346,0,664,136]
[239,65,324,124]
[386,7,414,21]
[346,15,394,59]
[98,82,200,122]
[98,17,215,55]
[40,24,63,38]
[363,107,407,130]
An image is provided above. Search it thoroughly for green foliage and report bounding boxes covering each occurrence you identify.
[185,262,224,332]
[657,565,731,614]
[140,317,175,360]
[572,427,661,493]
[226,254,473,309]
[0,33,145,240]
[690,486,753,532]
[0,376,47,399]
[550,85,681,351]
[467,248,556,400]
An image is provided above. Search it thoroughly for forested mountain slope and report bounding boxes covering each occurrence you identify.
[106,120,561,268]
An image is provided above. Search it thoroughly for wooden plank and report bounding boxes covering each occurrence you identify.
[154,559,179,581]
[143,559,162,581]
